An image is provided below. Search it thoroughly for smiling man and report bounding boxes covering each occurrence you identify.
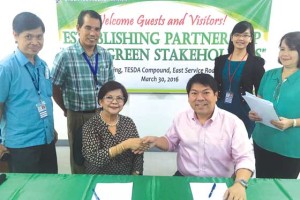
[0,12,57,173]
[51,10,115,174]
[142,73,255,200]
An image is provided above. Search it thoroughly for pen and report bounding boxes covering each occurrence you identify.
[92,188,100,200]
[208,183,216,198]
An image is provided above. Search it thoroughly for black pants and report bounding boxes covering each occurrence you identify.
[8,141,58,173]
[254,142,300,179]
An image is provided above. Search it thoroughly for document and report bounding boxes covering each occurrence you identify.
[92,182,133,200]
[190,182,227,200]
[242,92,281,130]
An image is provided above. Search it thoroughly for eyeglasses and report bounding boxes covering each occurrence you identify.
[189,90,214,98]
[233,33,251,38]
[103,96,125,103]
[24,33,44,41]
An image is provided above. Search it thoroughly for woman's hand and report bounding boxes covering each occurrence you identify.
[249,111,262,121]
[271,117,293,130]
[122,138,149,152]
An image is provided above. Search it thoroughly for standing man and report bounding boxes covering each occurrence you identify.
[142,74,254,200]
[0,12,58,173]
[51,10,115,174]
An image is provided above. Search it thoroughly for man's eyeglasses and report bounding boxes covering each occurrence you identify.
[189,90,213,98]
[233,33,251,39]
[103,96,125,103]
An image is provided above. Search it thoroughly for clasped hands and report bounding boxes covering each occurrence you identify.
[126,137,156,154]
[249,111,294,130]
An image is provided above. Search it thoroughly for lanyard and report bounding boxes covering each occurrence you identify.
[83,52,99,89]
[227,53,247,91]
[24,65,40,95]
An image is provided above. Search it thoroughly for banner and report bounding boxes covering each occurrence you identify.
[56,0,272,93]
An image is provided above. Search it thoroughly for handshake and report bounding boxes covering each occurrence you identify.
[123,136,158,154]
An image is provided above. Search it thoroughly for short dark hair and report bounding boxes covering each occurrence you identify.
[186,73,218,94]
[13,12,45,34]
[98,81,128,104]
[228,21,255,56]
[77,10,102,29]
[278,31,300,69]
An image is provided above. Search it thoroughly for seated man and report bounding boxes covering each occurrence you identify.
[141,73,255,200]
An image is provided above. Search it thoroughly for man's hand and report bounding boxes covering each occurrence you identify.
[223,182,246,200]
[0,144,9,159]
[119,138,149,155]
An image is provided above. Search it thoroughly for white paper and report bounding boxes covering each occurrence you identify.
[190,182,228,200]
[92,182,133,200]
[242,92,281,130]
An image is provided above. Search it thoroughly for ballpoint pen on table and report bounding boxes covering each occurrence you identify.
[92,188,100,200]
[208,183,216,198]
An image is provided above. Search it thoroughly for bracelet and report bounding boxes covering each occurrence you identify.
[293,119,297,127]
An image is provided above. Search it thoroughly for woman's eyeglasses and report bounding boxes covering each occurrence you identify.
[103,96,125,103]
[232,33,251,39]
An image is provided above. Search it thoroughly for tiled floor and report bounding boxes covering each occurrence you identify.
[56,146,177,175]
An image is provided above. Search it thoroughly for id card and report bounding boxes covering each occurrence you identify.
[95,83,100,91]
[36,101,48,118]
[224,91,234,104]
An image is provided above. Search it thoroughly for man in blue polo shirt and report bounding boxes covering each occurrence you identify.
[0,12,57,173]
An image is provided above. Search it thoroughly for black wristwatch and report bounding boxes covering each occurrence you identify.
[235,179,248,188]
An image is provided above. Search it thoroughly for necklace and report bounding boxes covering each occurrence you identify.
[100,112,119,127]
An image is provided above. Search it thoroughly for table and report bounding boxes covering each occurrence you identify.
[0,173,300,200]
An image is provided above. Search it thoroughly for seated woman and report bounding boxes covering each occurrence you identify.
[82,81,146,175]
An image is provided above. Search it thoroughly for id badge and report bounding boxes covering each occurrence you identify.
[95,83,100,91]
[36,101,48,118]
[224,91,234,104]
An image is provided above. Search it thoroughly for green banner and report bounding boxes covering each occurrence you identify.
[56,0,272,93]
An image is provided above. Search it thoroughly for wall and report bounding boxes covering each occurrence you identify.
[0,0,298,140]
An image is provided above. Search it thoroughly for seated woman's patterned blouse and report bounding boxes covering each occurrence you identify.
[82,111,144,174]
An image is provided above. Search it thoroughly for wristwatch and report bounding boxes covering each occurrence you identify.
[235,179,248,188]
